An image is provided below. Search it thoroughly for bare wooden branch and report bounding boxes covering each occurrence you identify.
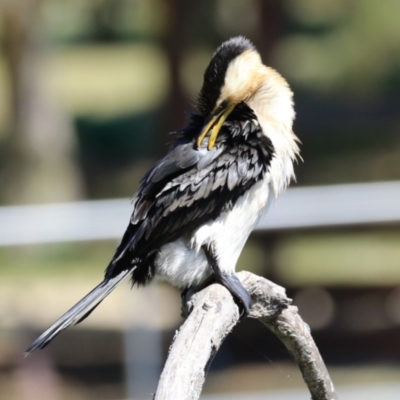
[154,271,337,400]
[239,271,337,399]
[154,283,240,400]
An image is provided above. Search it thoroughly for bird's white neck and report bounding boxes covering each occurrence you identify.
[247,67,300,196]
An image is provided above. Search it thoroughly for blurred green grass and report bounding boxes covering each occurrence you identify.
[276,230,400,286]
[1,230,400,286]
[0,241,117,278]
[0,239,265,280]
[0,43,170,135]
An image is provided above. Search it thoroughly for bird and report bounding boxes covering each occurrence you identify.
[26,36,300,354]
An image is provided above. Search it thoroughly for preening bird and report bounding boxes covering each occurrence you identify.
[26,36,300,354]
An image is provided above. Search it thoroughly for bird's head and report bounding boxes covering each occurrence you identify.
[196,36,295,151]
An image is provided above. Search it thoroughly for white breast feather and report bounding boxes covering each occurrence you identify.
[155,178,273,288]
[156,66,298,289]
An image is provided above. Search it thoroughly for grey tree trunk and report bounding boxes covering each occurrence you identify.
[1,0,83,204]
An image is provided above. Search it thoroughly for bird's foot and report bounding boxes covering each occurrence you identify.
[181,275,251,320]
[181,287,195,318]
[181,275,217,317]
[217,272,252,320]
[201,243,252,320]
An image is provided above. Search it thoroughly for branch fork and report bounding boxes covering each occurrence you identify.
[155,271,337,400]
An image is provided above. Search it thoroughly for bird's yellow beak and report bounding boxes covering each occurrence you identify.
[196,103,236,150]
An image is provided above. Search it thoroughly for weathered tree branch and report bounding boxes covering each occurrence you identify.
[154,271,337,400]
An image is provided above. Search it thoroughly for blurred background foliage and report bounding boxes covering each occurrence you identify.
[0,0,400,399]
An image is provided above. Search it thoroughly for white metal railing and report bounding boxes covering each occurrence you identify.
[1,181,399,246]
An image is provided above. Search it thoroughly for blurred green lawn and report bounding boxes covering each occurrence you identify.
[276,231,400,286]
[1,230,399,286]
[0,241,117,278]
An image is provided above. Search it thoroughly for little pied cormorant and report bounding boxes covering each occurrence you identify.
[26,36,300,353]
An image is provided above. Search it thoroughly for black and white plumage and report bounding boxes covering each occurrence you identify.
[26,36,300,354]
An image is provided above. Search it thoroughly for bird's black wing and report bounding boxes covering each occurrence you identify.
[106,113,274,282]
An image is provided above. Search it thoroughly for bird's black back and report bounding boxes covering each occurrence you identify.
[105,103,274,285]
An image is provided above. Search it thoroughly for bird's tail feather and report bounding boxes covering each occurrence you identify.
[25,269,132,355]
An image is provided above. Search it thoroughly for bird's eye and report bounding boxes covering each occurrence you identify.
[216,100,227,113]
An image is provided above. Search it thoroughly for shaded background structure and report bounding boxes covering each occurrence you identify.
[1,0,400,399]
